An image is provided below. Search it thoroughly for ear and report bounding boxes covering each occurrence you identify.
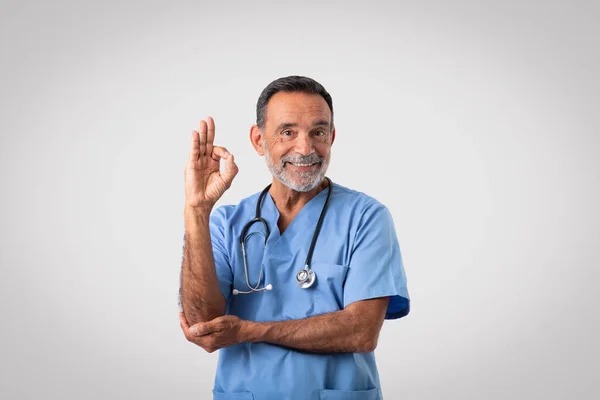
[331,126,336,146]
[249,125,264,156]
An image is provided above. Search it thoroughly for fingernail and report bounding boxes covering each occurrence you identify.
[189,326,198,335]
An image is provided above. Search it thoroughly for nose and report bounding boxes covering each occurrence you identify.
[294,133,315,156]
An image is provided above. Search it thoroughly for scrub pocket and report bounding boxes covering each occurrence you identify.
[320,387,379,400]
[212,391,254,399]
[312,263,348,313]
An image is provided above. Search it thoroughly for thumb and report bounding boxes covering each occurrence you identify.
[189,322,214,336]
[220,152,239,188]
[188,324,200,336]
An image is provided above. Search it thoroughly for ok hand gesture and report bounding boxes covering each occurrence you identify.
[185,117,239,210]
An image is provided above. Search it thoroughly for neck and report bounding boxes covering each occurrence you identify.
[269,178,329,214]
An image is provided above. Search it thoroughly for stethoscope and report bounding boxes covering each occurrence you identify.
[232,177,333,295]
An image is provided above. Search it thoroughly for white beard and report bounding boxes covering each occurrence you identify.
[263,139,330,192]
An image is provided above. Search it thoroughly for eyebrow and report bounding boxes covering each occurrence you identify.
[275,120,331,131]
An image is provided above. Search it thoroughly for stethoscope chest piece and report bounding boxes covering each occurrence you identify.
[296,268,316,289]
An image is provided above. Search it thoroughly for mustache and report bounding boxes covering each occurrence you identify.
[280,153,324,165]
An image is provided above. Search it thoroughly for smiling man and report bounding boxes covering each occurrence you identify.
[178,76,410,400]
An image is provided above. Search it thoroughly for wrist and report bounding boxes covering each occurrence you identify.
[241,320,266,343]
[185,202,212,214]
[184,205,212,225]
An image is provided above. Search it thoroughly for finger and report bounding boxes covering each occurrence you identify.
[198,120,207,157]
[211,145,231,162]
[206,116,215,157]
[188,130,199,164]
[212,147,238,186]
[196,335,217,352]
[179,312,190,331]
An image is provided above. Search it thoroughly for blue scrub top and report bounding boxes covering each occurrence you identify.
[180,181,410,400]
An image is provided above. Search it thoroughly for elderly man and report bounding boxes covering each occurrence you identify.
[179,76,410,400]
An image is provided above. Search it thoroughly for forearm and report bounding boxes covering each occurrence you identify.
[181,206,226,325]
[244,309,377,354]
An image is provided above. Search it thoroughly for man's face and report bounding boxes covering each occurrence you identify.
[260,92,335,192]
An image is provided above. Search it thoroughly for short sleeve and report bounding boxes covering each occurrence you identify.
[177,207,234,312]
[343,204,410,319]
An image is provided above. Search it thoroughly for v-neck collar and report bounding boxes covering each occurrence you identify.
[261,184,331,252]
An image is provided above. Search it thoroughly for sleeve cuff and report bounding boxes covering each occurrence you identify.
[344,289,410,320]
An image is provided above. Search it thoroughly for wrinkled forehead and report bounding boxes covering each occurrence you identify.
[264,92,332,130]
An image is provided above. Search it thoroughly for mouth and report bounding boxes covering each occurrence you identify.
[284,161,321,170]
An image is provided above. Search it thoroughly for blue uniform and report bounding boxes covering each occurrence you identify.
[179,181,410,400]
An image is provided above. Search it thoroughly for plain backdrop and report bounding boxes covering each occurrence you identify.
[1,0,599,399]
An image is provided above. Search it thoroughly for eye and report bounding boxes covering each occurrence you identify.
[314,130,325,136]
[281,130,293,136]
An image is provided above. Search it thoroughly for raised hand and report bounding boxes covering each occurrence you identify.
[185,116,239,210]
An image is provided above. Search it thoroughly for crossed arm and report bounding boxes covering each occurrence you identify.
[180,204,390,354]
[179,296,390,354]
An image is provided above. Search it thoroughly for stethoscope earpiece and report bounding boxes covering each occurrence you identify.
[233,284,273,296]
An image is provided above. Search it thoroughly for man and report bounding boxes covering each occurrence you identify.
[178,76,410,400]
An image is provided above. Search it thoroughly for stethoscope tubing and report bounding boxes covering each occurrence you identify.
[234,177,332,294]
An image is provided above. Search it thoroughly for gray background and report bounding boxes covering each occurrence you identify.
[1,0,599,399]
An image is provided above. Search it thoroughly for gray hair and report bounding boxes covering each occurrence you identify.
[256,76,334,130]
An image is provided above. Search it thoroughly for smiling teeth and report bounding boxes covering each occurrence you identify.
[292,163,314,167]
